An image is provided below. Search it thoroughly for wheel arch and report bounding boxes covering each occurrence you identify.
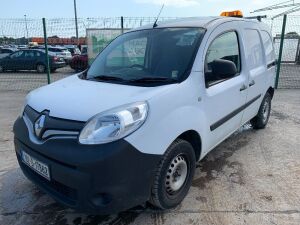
[267,86,274,99]
[36,62,46,67]
[177,130,202,161]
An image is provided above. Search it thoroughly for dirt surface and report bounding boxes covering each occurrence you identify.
[0,67,75,91]
[0,89,299,225]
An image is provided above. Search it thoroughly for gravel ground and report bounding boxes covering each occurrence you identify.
[0,89,299,225]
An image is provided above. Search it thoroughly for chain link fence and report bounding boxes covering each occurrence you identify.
[0,16,300,91]
[263,15,300,89]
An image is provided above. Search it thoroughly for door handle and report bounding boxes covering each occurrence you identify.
[240,84,248,92]
[249,80,255,87]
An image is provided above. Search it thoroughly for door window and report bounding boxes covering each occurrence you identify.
[243,29,264,70]
[205,31,240,87]
[24,51,35,58]
[261,31,276,64]
[10,51,24,58]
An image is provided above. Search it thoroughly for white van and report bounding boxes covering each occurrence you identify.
[13,13,276,214]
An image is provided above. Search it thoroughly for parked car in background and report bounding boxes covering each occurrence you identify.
[48,47,72,64]
[69,53,88,71]
[9,44,18,49]
[81,46,87,55]
[0,48,17,59]
[18,45,28,49]
[0,49,65,73]
[67,47,81,56]
[31,46,73,64]
[65,45,81,56]
[30,45,45,50]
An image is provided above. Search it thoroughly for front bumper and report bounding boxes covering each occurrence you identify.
[13,114,161,214]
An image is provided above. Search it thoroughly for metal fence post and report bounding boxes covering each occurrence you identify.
[42,18,51,84]
[295,38,300,64]
[275,14,287,89]
[121,16,124,34]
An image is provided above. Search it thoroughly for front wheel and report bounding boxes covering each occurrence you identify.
[149,139,196,209]
[250,92,272,129]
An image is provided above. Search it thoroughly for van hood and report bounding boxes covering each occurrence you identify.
[26,75,174,121]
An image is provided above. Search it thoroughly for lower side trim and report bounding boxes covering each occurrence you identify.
[210,94,262,131]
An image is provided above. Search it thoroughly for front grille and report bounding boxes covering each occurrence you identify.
[19,156,77,205]
[24,105,85,132]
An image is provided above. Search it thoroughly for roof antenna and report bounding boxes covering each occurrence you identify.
[153,4,164,28]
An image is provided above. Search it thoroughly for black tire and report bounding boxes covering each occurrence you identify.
[36,64,46,73]
[250,92,272,129]
[149,139,196,209]
[50,69,56,73]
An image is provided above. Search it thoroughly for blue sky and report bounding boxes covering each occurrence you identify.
[1,0,280,18]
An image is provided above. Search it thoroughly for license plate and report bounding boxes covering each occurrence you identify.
[22,151,51,180]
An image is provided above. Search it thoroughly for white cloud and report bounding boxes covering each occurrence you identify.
[135,0,200,7]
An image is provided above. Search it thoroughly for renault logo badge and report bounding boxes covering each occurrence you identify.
[34,115,46,138]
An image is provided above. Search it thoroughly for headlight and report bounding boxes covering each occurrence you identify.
[79,102,148,144]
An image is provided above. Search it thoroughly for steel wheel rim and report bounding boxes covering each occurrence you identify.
[165,154,188,195]
[262,99,270,123]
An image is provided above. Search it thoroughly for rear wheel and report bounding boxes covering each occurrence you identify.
[149,139,196,209]
[36,64,46,73]
[250,92,272,129]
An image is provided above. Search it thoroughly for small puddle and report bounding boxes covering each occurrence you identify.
[192,124,251,189]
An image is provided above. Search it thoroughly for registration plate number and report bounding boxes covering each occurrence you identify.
[22,151,50,180]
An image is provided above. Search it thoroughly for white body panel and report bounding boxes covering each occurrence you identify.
[26,75,175,121]
[25,17,276,159]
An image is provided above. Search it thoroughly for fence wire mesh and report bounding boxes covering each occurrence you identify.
[0,16,299,91]
[263,15,300,89]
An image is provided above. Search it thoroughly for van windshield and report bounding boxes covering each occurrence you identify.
[87,27,205,86]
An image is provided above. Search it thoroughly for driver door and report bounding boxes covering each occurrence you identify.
[7,51,24,70]
[202,23,248,151]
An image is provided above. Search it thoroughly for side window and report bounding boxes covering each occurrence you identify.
[205,31,240,87]
[10,51,24,58]
[243,29,264,70]
[106,37,147,67]
[24,51,35,58]
[35,51,41,57]
[261,31,276,64]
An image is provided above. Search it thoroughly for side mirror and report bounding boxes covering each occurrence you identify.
[211,59,237,79]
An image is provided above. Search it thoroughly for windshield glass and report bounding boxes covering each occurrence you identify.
[87,28,205,85]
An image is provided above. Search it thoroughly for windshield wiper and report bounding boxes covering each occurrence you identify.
[128,77,178,83]
[89,75,125,82]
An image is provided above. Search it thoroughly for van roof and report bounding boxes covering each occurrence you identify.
[131,16,266,31]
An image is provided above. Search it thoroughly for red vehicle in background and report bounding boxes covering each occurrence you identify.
[69,53,88,71]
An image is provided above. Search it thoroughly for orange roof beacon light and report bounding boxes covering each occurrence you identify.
[220,10,243,18]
